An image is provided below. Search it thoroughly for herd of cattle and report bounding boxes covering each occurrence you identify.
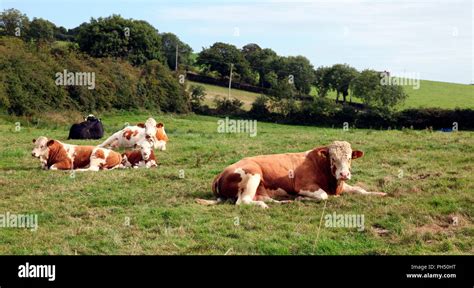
[32,115,168,171]
[31,115,386,208]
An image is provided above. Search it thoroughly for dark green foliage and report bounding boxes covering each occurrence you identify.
[313,64,358,102]
[0,8,29,38]
[0,36,189,115]
[137,60,189,113]
[75,15,163,66]
[161,32,194,70]
[197,42,252,83]
[214,97,244,115]
[249,95,270,117]
[189,84,206,111]
[26,18,56,42]
[351,69,408,109]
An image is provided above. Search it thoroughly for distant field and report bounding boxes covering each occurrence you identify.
[188,81,263,110]
[190,79,474,110]
[0,112,472,254]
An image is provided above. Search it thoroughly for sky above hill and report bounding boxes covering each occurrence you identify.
[3,0,472,84]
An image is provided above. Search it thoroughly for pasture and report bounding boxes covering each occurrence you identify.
[189,79,474,110]
[0,112,472,255]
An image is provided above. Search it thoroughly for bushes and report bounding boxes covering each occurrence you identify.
[214,97,244,115]
[249,95,270,118]
[0,36,189,115]
[189,84,206,112]
[396,108,474,130]
[243,95,474,130]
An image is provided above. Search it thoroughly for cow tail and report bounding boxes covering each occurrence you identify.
[211,172,222,197]
[195,172,224,206]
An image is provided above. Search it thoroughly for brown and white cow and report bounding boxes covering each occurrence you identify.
[31,137,122,171]
[98,117,169,151]
[197,141,386,209]
[121,139,157,168]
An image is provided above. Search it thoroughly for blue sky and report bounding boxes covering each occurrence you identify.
[2,0,472,84]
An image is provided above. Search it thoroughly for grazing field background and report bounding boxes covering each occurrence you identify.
[0,112,472,255]
[189,80,474,110]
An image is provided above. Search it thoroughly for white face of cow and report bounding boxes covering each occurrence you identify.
[135,139,154,161]
[144,117,157,140]
[31,137,49,158]
[327,141,364,181]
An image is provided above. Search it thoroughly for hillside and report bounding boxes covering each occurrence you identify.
[190,80,474,110]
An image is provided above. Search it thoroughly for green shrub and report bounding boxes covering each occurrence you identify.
[214,97,244,115]
[189,84,206,111]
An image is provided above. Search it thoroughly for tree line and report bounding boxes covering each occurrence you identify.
[1,8,408,113]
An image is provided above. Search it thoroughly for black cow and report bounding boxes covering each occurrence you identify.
[68,114,104,140]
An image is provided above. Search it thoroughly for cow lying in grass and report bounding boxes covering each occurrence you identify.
[68,114,104,140]
[197,141,386,209]
[98,117,168,151]
[31,137,122,171]
[121,139,157,168]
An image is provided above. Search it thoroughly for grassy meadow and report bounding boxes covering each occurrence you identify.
[188,79,474,110]
[0,112,472,255]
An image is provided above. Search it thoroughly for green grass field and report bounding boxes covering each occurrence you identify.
[189,79,474,110]
[0,112,472,255]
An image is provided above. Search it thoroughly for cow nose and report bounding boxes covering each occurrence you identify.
[339,172,349,179]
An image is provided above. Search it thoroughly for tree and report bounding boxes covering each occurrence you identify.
[27,18,56,42]
[242,43,261,57]
[160,32,193,70]
[285,56,315,95]
[313,66,332,97]
[76,15,163,66]
[242,46,278,88]
[328,64,359,103]
[0,8,29,37]
[196,42,251,82]
[351,69,408,109]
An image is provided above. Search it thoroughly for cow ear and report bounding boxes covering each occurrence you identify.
[136,123,145,128]
[47,140,55,147]
[317,147,329,158]
[352,150,364,159]
[156,123,164,128]
[32,139,36,143]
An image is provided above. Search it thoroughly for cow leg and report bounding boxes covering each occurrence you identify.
[234,169,268,209]
[296,189,329,201]
[342,183,387,196]
[49,161,72,170]
[76,167,100,172]
[255,195,293,204]
[195,198,225,206]
[98,133,119,148]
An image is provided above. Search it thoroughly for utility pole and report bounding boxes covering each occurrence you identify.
[228,63,233,99]
[175,43,179,72]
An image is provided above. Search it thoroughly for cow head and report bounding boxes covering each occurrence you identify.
[138,118,168,151]
[144,117,157,139]
[85,114,99,122]
[31,136,49,158]
[319,141,364,181]
[134,139,154,161]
